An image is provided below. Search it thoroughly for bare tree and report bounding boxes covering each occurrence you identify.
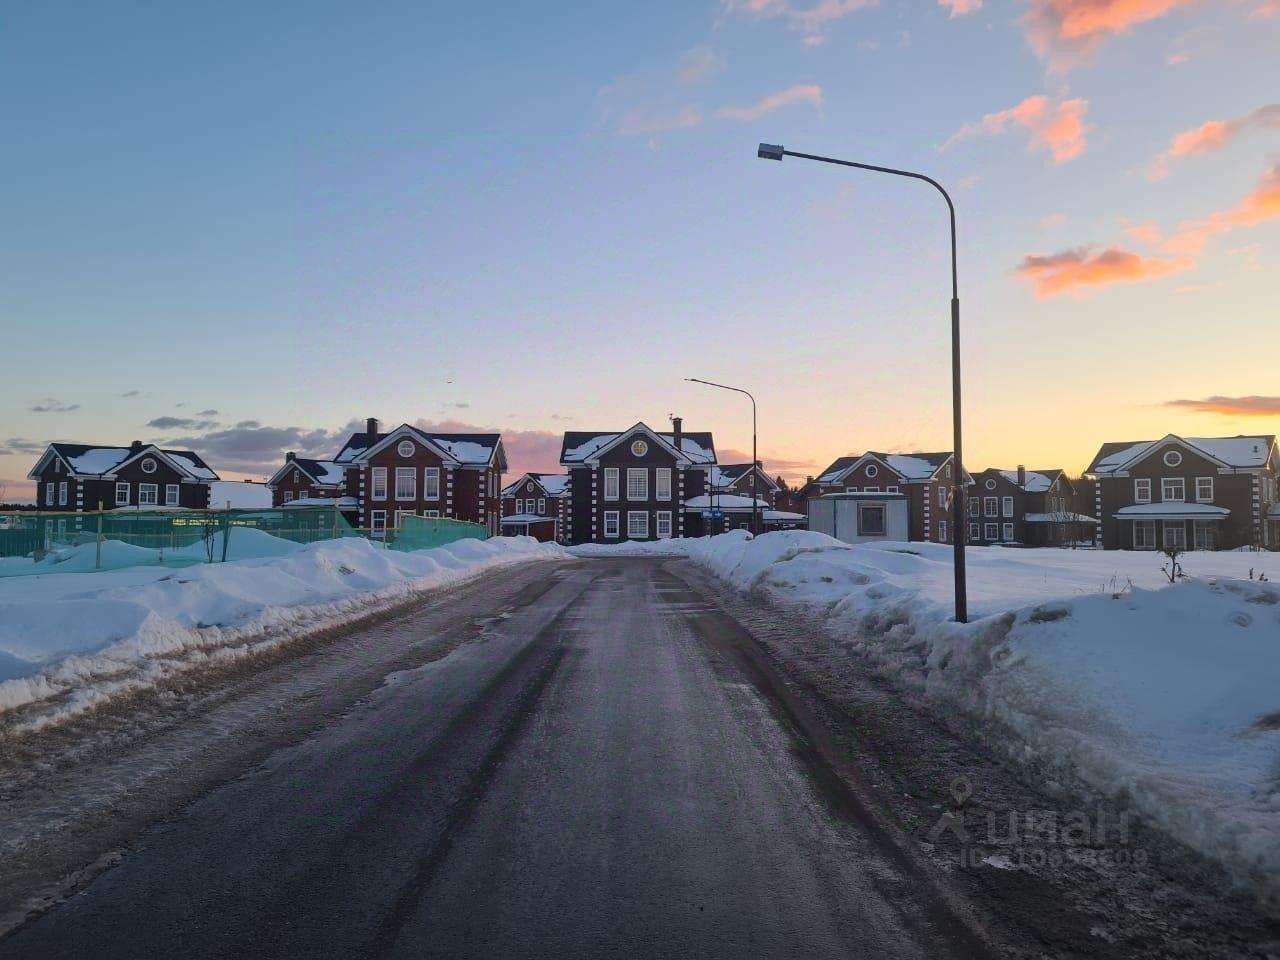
[1161,545,1187,584]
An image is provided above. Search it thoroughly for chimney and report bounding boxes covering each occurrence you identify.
[1017,464,1026,487]
[130,440,143,452]
[286,451,296,462]
[671,416,683,453]
[366,417,378,445]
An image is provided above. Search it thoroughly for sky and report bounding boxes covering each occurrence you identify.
[1,0,1277,501]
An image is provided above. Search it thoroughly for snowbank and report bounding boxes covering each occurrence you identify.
[592,532,1280,895]
[0,536,565,730]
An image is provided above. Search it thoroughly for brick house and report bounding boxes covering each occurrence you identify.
[710,463,780,508]
[967,467,1096,547]
[1086,434,1279,551]
[500,473,570,543]
[267,419,506,535]
[27,441,219,513]
[806,452,969,543]
[559,418,716,544]
[266,455,349,507]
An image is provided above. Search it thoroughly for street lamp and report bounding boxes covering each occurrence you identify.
[756,143,968,623]
[686,378,760,538]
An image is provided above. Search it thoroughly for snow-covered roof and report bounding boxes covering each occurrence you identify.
[1114,503,1231,519]
[282,496,357,508]
[711,464,780,491]
[998,469,1059,493]
[338,425,503,468]
[502,473,571,498]
[1089,435,1276,474]
[1024,512,1098,524]
[763,510,807,521]
[814,451,955,485]
[34,443,220,482]
[501,514,555,524]
[560,425,716,465]
[683,494,770,510]
[68,447,131,475]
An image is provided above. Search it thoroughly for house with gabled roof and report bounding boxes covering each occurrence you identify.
[27,440,220,513]
[806,451,970,543]
[265,418,506,535]
[501,473,570,543]
[968,467,1095,547]
[710,462,780,508]
[559,418,716,544]
[267,454,348,507]
[1087,433,1279,551]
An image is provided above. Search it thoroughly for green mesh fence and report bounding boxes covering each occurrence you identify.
[386,514,489,552]
[0,506,359,577]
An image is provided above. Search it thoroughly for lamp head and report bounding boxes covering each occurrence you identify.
[757,143,785,161]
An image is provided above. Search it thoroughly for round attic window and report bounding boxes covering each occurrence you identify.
[141,458,157,474]
[985,478,996,490]
[631,440,649,457]
[526,483,535,493]
[397,440,415,458]
[1163,450,1183,467]
[865,464,878,479]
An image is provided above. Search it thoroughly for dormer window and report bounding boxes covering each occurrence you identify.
[141,458,157,474]
[397,440,415,458]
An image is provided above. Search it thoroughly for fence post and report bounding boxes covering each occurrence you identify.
[95,503,104,570]
[221,504,231,563]
[333,501,340,541]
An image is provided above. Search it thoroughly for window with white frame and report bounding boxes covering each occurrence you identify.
[1195,477,1213,502]
[370,510,386,532]
[1163,520,1186,549]
[284,490,294,503]
[58,481,67,506]
[655,468,672,500]
[938,487,948,508]
[1133,519,1156,549]
[656,511,672,538]
[939,520,948,542]
[424,467,440,500]
[45,483,55,506]
[984,522,999,541]
[1193,520,1215,550]
[165,484,179,506]
[627,511,648,538]
[1161,477,1185,502]
[886,485,899,494]
[844,486,858,493]
[515,499,523,513]
[425,510,440,518]
[1002,522,1014,541]
[1134,478,1152,503]
[603,468,619,501]
[863,486,879,493]
[626,468,647,500]
[984,496,997,516]
[537,498,545,513]
[969,522,980,540]
[968,499,979,518]
[395,467,416,501]
[371,467,388,500]
[115,482,129,505]
[1002,496,1013,518]
[139,483,158,505]
[603,510,619,538]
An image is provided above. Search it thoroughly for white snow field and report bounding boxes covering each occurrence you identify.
[0,535,565,729]
[579,532,1280,895]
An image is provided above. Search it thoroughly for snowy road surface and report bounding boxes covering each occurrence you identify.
[0,558,1271,958]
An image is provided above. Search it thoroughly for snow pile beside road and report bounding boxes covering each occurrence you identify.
[620,532,1280,893]
[0,536,565,730]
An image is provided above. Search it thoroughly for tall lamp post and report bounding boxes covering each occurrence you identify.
[756,143,968,622]
[686,378,759,537]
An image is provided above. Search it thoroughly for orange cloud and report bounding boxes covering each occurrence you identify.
[1165,396,1280,416]
[1123,221,1163,245]
[1164,162,1280,254]
[1015,246,1193,297]
[1252,0,1280,17]
[717,84,823,121]
[939,0,982,16]
[1023,0,1194,69]
[1149,104,1280,179]
[942,95,1090,165]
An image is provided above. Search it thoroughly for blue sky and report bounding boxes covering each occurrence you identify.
[1,1,1277,496]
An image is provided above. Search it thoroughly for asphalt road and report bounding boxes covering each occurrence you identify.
[0,558,996,960]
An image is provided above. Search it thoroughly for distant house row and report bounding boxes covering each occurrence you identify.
[24,426,1280,550]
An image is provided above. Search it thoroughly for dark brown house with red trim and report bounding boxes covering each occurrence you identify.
[27,441,219,513]
[1087,434,1279,551]
[806,452,969,543]
[500,473,570,543]
[559,418,716,544]
[968,467,1095,547]
[266,418,506,535]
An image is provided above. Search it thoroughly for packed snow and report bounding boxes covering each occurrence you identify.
[581,531,1280,896]
[0,535,565,730]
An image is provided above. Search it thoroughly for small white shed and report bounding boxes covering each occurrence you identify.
[808,492,908,545]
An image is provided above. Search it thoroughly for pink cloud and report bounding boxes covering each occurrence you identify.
[717,84,823,121]
[1251,0,1280,17]
[1023,0,1195,69]
[1149,104,1280,179]
[1123,221,1164,245]
[938,0,983,15]
[411,419,565,477]
[1015,246,1193,297]
[942,95,1090,165]
[1164,162,1280,254]
[1164,395,1280,416]
[719,0,878,40]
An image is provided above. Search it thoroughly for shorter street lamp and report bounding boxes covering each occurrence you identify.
[686,378,759,537]
[756,142,968,623]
